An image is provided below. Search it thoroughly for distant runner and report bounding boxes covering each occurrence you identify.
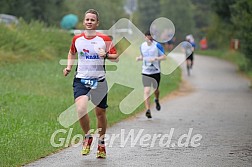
[184,34,196,76]
[136,30,166,118]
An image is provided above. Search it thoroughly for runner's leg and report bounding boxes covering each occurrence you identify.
[144,86,151,110]
[75,95,90,134]
[95,107,107,140]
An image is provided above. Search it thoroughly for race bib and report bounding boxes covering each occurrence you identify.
[81,78,98,89]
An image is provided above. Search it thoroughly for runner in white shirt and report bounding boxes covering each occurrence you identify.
[63,9,118,158]
[136,30,166,118]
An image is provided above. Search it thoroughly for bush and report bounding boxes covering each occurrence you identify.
[0,19,71,63]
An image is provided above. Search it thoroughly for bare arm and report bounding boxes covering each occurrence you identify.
[63,50,76,76]
[155,54,166,61]
[149,54,166,62]
[107,53,119,59]
[107,53,120,63]
[136,55,143,61]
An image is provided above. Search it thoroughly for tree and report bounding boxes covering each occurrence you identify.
[135,0,161,32]
[211,0,236,24]
[232,0,252,64]
[0,0,33,21]
[64,0,126,30]
[0,0,66,26]
[159,0,195,42]
[30,0,66,25]
[205,0,237,48]
[191,0,212,38]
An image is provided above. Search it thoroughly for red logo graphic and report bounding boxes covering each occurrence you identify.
[83,49,89,53]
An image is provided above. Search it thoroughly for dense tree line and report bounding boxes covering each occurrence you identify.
[0,0,66,25]
[0,0,197,41]
[63,0,126,30]
[210,0,252,64]
[232,0,252,64]
[159,0,195,41]
[1,0,251,63]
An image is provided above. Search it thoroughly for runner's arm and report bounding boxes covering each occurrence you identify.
[155,54,166,61]
[137,45,143,61]
[98,48,119,61]
[136,55,143,61]
[63,50,76,76]
[151,43,166,61]
[106,53,119,60]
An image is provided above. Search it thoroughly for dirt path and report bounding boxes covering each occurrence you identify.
[26,55,252,167]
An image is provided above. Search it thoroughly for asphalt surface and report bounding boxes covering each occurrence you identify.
[26,55,252,167]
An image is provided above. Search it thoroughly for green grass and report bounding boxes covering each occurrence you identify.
[0,20,71,63]
[196,49,252,87]
[0,22,182,166]
[0,59,181,166]
[196,49,252,80]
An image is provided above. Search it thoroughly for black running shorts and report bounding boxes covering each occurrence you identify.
[73,78,108,109]
[142,73,161,89]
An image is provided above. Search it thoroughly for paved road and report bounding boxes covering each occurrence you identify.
[26,55,252,167]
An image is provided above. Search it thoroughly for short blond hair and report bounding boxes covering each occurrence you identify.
[85,9,99,21]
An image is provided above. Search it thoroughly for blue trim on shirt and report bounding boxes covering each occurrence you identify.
[156,43,165,56]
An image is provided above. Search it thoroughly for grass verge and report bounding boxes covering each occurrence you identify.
[196,49,252,81]
[0,45,181,166]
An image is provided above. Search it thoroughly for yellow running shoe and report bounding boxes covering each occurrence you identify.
[81,137,93,155]
[96,145,106,159]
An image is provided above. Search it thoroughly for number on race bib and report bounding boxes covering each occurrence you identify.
[81,78,98,89]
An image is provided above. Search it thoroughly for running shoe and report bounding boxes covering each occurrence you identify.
[97,145,106,159]
[155,99,161,111]
[145,109,152,118]
[81,137,93,155]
